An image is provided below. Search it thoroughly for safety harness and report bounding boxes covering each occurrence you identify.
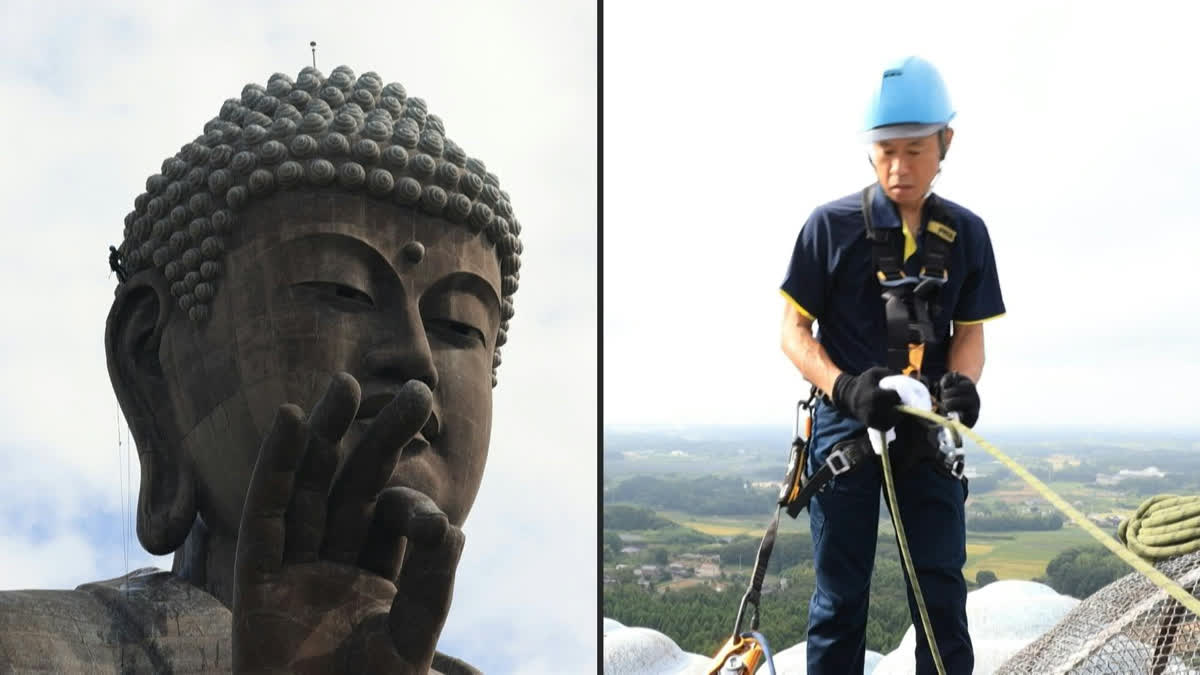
[707,186,965,674]
[864,184,958,375]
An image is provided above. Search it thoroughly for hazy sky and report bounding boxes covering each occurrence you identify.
[0,1,595,672]
[605,1,1200,432]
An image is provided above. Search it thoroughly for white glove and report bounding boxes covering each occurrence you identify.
[868,375,932,456]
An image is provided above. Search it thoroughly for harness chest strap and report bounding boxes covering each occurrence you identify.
[860,186,958,375]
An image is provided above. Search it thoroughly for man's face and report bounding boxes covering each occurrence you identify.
[157,192,501,537]
[870,129,951,208]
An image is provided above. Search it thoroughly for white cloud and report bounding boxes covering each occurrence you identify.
[0,1,595,672]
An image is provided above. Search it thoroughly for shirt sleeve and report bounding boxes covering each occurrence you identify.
[953,222,1006,324]
[780,210,829,321]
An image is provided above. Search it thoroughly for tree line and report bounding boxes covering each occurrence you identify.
[604,504,675,530]
[1042,544,1130,599]
[604,475,779,516]
[968,512,1063,532]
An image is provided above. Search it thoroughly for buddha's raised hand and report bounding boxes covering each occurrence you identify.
[232,372,464,674]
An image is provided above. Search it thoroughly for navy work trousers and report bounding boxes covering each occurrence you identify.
[804,415,973,674]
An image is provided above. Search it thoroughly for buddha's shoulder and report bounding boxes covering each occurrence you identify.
[0,569,479,674]
[0,567,231,673]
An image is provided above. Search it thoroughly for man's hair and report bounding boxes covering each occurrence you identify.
[115,65,522,384]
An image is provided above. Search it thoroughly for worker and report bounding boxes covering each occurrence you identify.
[779,55,1006,674]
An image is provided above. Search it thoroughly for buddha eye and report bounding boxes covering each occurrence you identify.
[293,281,375,308]
[429,319,486,347]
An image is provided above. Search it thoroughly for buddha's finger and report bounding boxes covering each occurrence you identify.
[235,404,309,582]
[284,372,360,564]
[359,486,445,581]
[387,515,464,665]
[322,380,432,564]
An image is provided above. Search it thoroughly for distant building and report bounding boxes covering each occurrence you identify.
[620,546,641,554]
[696,562,721,579]
[1097,467,1167,486]
[678,553,720,564]
[1119,467,1166,478]
[1088,514,1123,528]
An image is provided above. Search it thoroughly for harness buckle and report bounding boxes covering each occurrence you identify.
[918,267,949,284]
[879,274,919,288]
[827,446,854,476]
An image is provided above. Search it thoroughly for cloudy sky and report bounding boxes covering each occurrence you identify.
[605,1,1200,434]
[1,1,595,672]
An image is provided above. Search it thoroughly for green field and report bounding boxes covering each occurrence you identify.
[657,509,1108,583]
[656,509,810,537]
[964,527,1098,580]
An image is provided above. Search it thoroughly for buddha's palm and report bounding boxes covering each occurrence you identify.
[232,374,464,674]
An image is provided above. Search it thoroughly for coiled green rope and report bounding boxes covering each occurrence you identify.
[1119,495,1200,561]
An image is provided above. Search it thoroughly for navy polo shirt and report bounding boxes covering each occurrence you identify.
[781,183,1005,441]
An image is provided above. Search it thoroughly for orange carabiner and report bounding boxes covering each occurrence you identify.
[706,634,766,674]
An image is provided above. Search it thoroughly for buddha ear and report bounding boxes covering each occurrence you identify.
[105,274,197,555]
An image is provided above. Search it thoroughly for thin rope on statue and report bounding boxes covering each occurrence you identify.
[126,419,133,579]
[116,410,129,592]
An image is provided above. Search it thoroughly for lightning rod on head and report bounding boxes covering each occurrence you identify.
[310,41,317,68]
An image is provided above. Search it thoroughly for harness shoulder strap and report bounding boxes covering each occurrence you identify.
[918,195,957,282]
[861,186,906,285]
[862,186,915,372]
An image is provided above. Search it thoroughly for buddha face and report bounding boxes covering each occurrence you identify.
[154,191,501,540]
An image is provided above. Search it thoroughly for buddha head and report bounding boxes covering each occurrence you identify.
[104,65,523,556]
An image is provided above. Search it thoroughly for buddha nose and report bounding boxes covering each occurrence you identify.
[362,313,439,391]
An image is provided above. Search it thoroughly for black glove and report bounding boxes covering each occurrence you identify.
[831,366,903,430]
[937,371,980,428]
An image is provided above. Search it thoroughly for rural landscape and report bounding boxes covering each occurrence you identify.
[602,425,1200,656]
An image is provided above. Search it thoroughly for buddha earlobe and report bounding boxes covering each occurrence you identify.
[136,445,197,555]
[105,275,198,555]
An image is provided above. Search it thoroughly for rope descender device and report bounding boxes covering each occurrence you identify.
[706,629,773,675]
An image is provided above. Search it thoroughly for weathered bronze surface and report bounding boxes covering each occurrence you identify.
[0,65,523,674]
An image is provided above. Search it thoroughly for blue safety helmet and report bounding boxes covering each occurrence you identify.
[862,56,955,143]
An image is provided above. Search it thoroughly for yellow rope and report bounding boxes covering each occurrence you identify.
[896,405,1200,618]
[878,428,947,675]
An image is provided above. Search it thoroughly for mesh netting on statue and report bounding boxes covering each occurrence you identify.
[997,551,1200,674]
